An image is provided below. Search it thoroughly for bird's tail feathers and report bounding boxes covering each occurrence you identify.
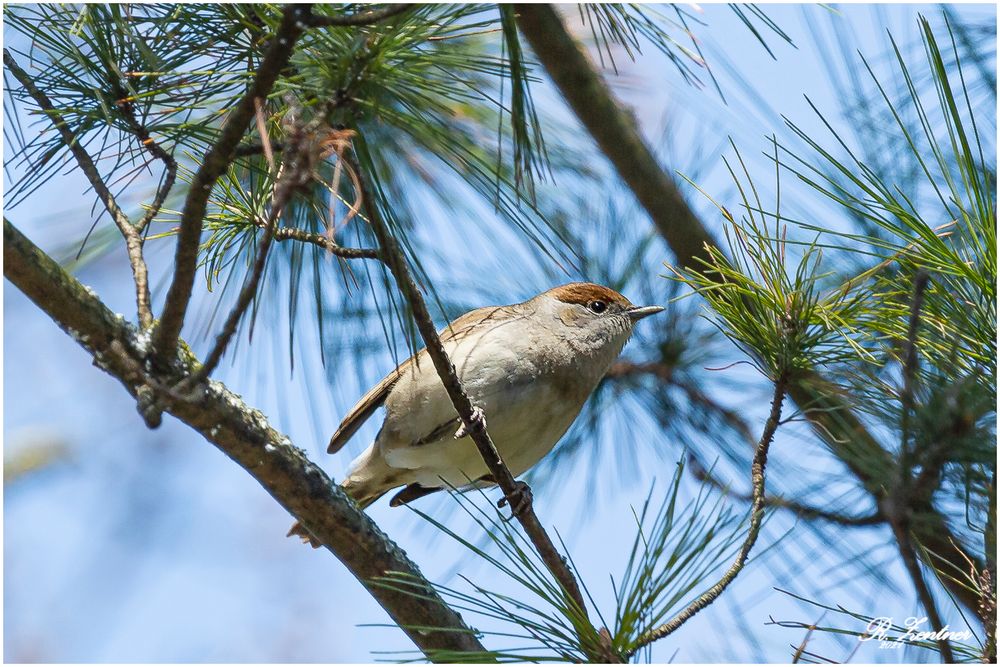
[342,476,389,509]
[341,442,398,507]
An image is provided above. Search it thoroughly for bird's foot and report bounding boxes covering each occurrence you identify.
[454,406,487,439]
[287,520,322,549]
[498,480,533,518]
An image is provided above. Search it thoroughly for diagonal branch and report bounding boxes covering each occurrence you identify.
[114,95,177,234]
[4,48,154,329]
[513,3,983,616]
[605,359,757,444]
[345,149,619,662]
[273,226,380,259]
[626,371,788,659]
[688,455,885,527]
[190,206,279,386]
[892,527,954,664]
[511,5,715,270]
[187,109,297,387]
[888,271,953,664]
[105,58,179,235]
[152,4,311,366]
[190,117,381,386]
[757,496,882,527]
[3,217,488,661]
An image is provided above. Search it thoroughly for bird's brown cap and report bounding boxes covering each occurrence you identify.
[544,282,633,307]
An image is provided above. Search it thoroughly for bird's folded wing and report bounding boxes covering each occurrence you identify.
[328,369,402,453]
[327,305,517,455]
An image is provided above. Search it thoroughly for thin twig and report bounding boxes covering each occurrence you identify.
[626,371,788,658]
[254,97,276,173]
[184,223,382,386]
[273,226,380,259]
[344,148,617,662]
[892,527,955,663]
[187,104,331,385]
[761,496,883,526]
[4,48,154,329]
[318,128,363,238]
[791,613,825,663]
[113,82,178,234]
[189,208,279,386]
[605,359,757,445]
[137,153,177,234]
[306,4,416,27]
[152,4,311,366]
[689,456,884,526]
[328,141,343,235]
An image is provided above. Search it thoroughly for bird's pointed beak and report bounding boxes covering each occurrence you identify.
[627,305,665,321]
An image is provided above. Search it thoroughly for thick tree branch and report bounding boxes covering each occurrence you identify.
[891,522,954,663]
[306,4,416,27]
[888,271,953,664]
[514,3,982,616]
[152,4,310,365]
[345,151,618,662]
[3,217,488,660]
[4,48,154,329]
[512,5,714,270]
[626,372,788,658]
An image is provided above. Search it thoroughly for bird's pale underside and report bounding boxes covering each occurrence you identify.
[289,282,663,547]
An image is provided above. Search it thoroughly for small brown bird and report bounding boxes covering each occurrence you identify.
[290,282,662,546]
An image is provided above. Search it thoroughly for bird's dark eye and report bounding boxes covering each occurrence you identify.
[588,300,608,314]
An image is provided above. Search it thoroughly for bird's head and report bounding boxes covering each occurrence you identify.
[537,282,664,354]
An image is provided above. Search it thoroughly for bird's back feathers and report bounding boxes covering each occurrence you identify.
[327,371,399,454]
[327,305,520,454]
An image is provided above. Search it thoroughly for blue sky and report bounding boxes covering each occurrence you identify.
[4,4,996,662]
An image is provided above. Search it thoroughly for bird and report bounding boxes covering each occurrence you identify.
[289,282,663,547]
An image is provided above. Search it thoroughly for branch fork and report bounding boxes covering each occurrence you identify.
[3,217,487,658]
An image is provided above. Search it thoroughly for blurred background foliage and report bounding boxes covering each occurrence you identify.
[3,3,995,662]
